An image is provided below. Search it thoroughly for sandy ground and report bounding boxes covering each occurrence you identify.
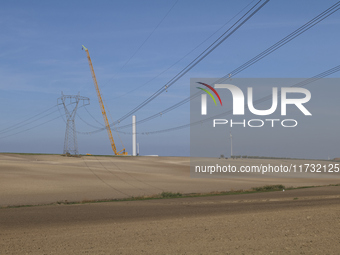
[1,154,339,254]
[0,154,339,206]
[1,186,339,254]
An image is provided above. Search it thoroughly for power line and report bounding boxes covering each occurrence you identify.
[79,1,340,135]
[115,0,271,123]
[119,0,340,128]
[0,107,60,135]
[0,105,57,134]
[214,0,340,84]
[134,0,340,129]
[137,64,340,135]
[107,0,256,100]
[75,91,196,135]
[84,106,104,126]
[0,115,63,140]
[100,0,179,91]
[0,101,84,140]
[77,112,103,130]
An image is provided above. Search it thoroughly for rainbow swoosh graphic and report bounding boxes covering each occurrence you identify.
[196,82,223,106]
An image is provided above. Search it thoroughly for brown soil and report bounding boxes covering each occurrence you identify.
[1,186,339,254]
[1,154,339,254]
[0,154,339,207]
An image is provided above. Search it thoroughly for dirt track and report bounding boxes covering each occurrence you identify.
[1,186,339,254]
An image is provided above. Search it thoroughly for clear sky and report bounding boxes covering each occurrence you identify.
[0,0,339,157]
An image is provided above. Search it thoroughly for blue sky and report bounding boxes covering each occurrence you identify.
[0,0,339,157]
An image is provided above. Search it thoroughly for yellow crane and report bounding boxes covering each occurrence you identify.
[82,45,127,156]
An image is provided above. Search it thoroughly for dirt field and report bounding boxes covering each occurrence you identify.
[0,154,339,206]
[1,186,339,254]
[0,154,339,254]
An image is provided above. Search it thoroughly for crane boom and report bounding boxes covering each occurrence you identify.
[82,45,127,155]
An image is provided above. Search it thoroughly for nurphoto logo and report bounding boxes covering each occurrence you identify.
[197,82,312,128]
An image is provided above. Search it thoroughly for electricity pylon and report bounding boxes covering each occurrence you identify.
[58,93,90,156]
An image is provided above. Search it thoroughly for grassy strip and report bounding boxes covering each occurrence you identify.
[1,184,339,210]
[252,184,285,192]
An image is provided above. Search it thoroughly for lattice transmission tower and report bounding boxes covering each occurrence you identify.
[58,93,90,156]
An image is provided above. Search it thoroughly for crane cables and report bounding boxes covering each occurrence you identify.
[137,63,340,135]
[78,1,340,135]
[115,0,271,123]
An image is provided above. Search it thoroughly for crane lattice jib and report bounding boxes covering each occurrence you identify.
[82,45,127,155]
